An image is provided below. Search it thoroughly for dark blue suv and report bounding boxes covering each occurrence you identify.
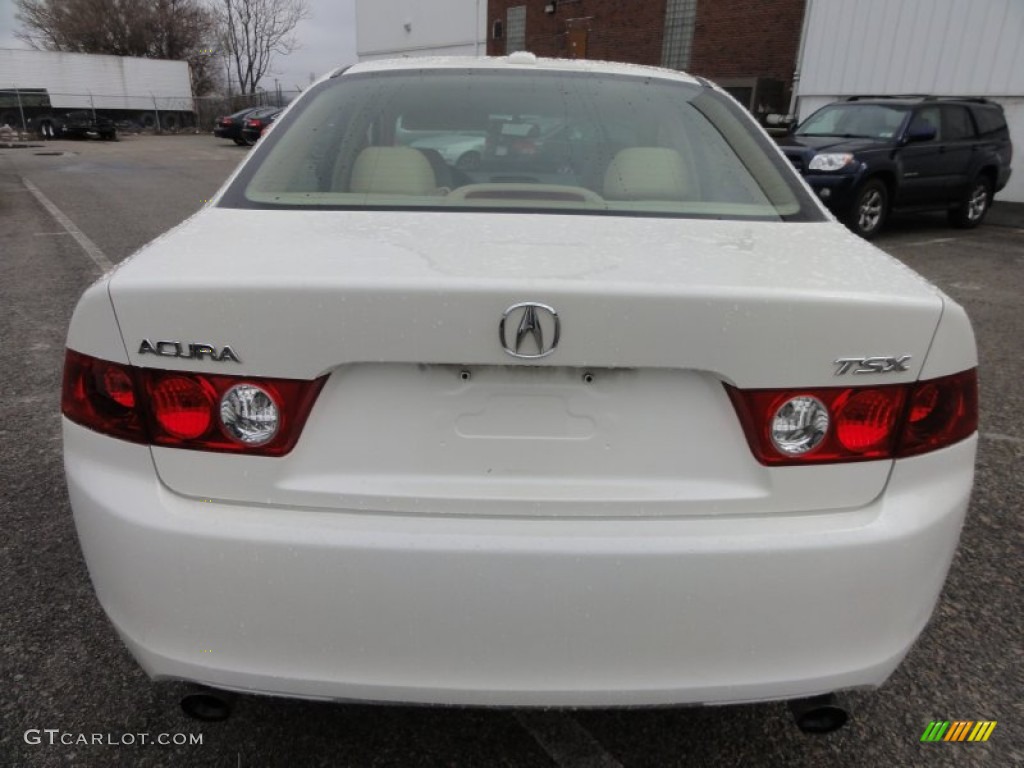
[778,97,1013,238]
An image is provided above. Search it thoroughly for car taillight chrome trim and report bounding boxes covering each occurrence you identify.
[726,369,977,465]
[61,349,326,457]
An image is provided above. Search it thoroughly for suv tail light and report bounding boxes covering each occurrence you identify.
[61,350,325,456]
[726,369,977,465]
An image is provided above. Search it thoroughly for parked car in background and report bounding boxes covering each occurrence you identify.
[214,107,279,146]
[777,96,1012,237]
[64,56,978,733]
[61,111,117,140]
[34,111,117,141]
[240,108,283,146]
[409,131,486,170]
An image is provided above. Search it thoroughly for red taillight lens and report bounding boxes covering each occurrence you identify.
[835,388,904,453]
[62,350,146,443]
[102,365,136,409]
[150,376,216,439]
[62,350,325,456]
[726,369,977,465]
[898,369,978,457]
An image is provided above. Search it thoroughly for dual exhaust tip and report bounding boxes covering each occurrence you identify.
[180,687,850,734]
[789,693,850,734]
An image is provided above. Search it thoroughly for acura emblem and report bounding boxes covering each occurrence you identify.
[499,302,560,358]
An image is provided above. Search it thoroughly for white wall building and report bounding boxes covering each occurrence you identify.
[0,48,192,112]
[356,0,486,61]
[795,0,1024,202]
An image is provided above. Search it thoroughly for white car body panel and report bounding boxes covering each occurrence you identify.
[62,56,979,709]
[100,212,947,514]
[107,211,942,385]
[65,418,975,706]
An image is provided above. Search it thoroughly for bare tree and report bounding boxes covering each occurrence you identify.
[215,0,309,95]
[14,0,222,94]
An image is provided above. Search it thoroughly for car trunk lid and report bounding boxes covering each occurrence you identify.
[107,209,944,517]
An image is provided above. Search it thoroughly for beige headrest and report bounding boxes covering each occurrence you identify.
[603,147,695,201]
[350,147,437,195]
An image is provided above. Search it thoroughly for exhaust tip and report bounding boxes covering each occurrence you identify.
[788,693,849,734]
[180,690,233,722]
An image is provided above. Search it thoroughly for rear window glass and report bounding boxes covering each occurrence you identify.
[221,68,822,222]
[971,105,1007,138]
[941,106,975,141]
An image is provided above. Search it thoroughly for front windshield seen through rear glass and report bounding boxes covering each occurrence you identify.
[224,68,821,221]
[796,104,910,140]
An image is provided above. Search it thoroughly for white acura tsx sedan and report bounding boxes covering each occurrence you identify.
[62,55,977,729]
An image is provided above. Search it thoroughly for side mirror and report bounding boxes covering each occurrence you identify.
[904,121,936,143]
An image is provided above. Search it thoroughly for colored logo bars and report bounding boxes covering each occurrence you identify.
[921,721,997,742]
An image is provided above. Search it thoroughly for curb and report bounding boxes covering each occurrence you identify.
[987,201,1024,229]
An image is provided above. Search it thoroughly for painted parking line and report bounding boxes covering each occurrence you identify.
[982,432,1024,445]
[895,237,958,248]
[514,711,623,768]
[21,176,114,272]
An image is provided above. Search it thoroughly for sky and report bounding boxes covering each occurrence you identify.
[0,0,358,94]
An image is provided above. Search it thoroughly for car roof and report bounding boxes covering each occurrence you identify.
[838,96,1001,109]
[830,100,919,108]
[339,54,701,86]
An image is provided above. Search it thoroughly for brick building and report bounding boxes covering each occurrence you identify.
[486,0,806,118]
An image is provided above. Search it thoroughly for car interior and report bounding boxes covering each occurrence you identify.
[239,70,804,219]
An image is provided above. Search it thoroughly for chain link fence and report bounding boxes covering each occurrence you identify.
[0,88,302,137]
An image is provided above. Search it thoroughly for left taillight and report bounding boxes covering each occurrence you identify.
[62,350,147,443]
[726,368,978,465]
[61,350,325,456]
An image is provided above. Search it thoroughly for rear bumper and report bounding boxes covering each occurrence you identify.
[995,165,1011,193]
[64,418,975,707]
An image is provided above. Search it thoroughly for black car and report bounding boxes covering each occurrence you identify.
[240,108,282,145]
[778,97,1013,237]
[214,107,277,145]
[35,111,116,141]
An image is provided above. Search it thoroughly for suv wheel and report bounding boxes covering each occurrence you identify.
[948,176,992,229]
[848,179,888,239]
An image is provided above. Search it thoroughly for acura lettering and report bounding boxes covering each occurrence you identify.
[138,340,241,363]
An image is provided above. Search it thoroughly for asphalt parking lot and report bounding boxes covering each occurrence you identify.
[1,135,1021,767]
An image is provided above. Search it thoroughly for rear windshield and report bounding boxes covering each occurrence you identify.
[971,105,1008,138]
[221,68,823,222]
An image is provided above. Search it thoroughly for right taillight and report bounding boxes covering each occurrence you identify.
[897,369,978,457]
[727,368,977,465]
[61,350,325,456]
